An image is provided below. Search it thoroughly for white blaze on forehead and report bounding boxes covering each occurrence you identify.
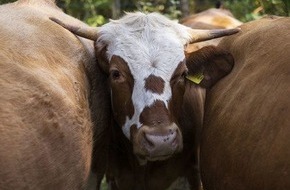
[97,12,193,139]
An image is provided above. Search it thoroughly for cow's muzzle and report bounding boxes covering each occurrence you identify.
[133,123,183,164]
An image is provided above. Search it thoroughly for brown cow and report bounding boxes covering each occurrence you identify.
[200,16,290,190]
[181,8,242,30]
[50,12,239,190]
[181,8,242,52]
[0,0,110,189]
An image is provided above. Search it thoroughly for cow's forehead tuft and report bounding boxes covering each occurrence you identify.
[97,12,192,73]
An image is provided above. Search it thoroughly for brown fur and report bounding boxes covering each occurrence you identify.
[144,75,165,94]
[140,101,171,126]
[109,55,135,127]
[0,1,106,189]
[181,8,242,29]
[186,46,234,88]
[201,16,290,190]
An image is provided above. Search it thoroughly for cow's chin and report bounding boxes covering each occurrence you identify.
[135,151,179,166]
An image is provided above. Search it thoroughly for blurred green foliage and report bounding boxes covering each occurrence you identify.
[136,0,182,19]
[0,0,289,25]
[0,0,14,3]
[57,0,110,25]
[223,0,290,22]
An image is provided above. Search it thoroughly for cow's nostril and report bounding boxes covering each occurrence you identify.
[169,128,175,135]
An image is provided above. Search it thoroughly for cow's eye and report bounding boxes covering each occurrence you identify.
[111,69,121,80]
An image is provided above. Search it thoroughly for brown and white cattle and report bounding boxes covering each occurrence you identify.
[51,12,239,190]
[200,16,290,190]
[0,0,110,189]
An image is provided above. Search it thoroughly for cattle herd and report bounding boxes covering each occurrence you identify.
[0,0,289,190]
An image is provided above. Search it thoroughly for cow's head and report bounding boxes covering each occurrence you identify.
[50,12,238,164]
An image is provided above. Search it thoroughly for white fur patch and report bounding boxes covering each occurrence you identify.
[97,12,193,139]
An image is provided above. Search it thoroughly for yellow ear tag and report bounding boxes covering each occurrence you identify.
[186,73,204,84]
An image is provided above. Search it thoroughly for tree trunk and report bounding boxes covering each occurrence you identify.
[180,0,190,18]
[112,0,121,19]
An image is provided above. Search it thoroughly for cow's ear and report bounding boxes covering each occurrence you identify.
[185,45,234,88]
[95,43,110,74]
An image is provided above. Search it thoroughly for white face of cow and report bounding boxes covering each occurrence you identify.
[96,12,193,162]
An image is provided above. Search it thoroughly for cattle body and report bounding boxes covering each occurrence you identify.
[181,8,242,53]
[200,16,290,190]
[181,8,242,30]
[50,12,239,190]
[0,0,109,189]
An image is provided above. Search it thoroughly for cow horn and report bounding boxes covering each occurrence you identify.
[188,28,240,43]
[49,17,99,41]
